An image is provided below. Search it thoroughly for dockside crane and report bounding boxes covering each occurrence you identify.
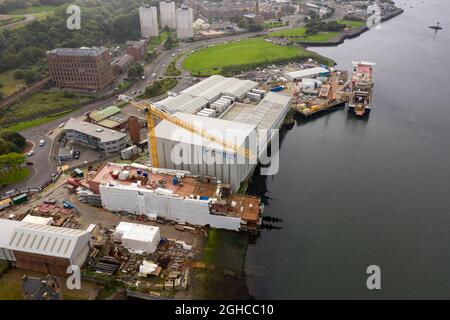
[118,95,253,168]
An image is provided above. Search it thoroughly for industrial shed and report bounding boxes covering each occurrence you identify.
[4,222,92,275]
[154,112,257,191]
[114,222,161,254]
[88,106,121,123]
[155,93,209,114]
[285,67,329,81]
[221,92,292,156]
[180,75,257,102]
[0,220,25,262]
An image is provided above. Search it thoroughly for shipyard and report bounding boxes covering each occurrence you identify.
[0,59,372,299]
[3,0,447,304]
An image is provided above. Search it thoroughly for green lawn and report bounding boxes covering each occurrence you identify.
[268,27,339,42]
[0,168,30,188]
[0,91,92,125]
[6,5,60,15]
[0,70,26,97]
[165,61,181,76]
[337,19,366,29]
[182,38,313,75]
[147,31,172,52]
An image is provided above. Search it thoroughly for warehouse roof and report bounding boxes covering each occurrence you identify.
[155,94,210,114]
[220,93,290,156]
[222,79,258,98]
[156,93,194,112]
[285,67,329,80]
[115,222,159,242]
[180,76,257,101]
[222,92,291,130]
[7,223,91,260]
[0,219,26,249]
[155,112,256,151]
[64,118,127,143]
[89,106,121,122]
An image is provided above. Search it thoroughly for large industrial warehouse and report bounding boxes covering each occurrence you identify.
[150,76,292,191]
[154,75,258,114]
[0,220,92,275]
[155,112,256,191]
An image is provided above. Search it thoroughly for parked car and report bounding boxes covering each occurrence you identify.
[27,150,35,156]
[26,161,34,166]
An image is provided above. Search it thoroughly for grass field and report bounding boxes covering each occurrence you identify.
[268,27,339,42]
[0,91,92,125]
[182,38,313,75]
[269,20,365,42]
[337,19,366,29]
[6,5,60,15]
[0,69,26,97]
[0,168,29,188]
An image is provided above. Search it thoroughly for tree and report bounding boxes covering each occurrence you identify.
[0,131,26,150]
[13,70,24,80]
[0,138,19,155]
[23,69,39,84]
[128,63,144,78]
[0,152,25,174]
[164,36,174,49]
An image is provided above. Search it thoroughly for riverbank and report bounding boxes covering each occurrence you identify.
[293,8,404,47]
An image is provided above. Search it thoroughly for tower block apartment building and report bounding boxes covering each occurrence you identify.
[47,47,114,90]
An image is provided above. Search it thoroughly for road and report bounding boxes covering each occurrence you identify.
[3,24,297,194]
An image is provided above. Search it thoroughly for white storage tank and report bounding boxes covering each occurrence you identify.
[118,170,130,181]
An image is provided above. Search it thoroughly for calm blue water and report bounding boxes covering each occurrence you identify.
[245,0,450,299]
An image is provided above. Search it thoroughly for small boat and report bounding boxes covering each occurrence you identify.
[429,22,443,30]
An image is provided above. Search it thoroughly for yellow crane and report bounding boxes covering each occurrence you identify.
[118,95,253,168]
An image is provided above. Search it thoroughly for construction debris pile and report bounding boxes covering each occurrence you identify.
[86,224,198,296]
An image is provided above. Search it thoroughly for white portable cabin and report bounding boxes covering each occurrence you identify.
[114,222,161,254]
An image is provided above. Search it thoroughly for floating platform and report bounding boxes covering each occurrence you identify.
[292,70,350,117]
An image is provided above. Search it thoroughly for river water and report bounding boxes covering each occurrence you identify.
[245,0,450,299]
